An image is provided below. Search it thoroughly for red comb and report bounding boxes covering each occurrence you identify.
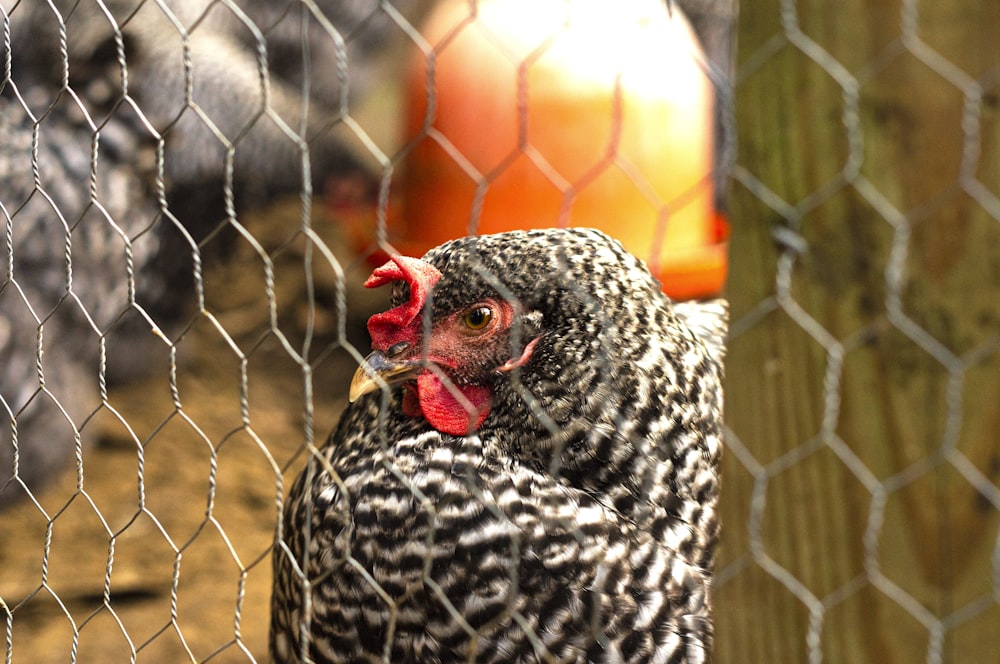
[365,255,443,350]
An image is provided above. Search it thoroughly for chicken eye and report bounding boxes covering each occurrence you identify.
[463,306,493,331]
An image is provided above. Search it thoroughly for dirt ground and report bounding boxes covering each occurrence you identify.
[0,198,383,662]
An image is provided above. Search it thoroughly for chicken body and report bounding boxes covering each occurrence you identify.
[272,229,726,663]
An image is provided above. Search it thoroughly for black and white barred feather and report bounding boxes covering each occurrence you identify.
[272,228,727,663]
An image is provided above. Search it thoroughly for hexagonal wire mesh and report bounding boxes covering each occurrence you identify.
[0,0,996,663]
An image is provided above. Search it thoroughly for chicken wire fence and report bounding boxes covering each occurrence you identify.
[0,0,996,663]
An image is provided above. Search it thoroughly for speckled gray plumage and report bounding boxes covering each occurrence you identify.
[2,0,423,201]
[272,228,727,663]
[0,0,422,506]
[0,94,163,506]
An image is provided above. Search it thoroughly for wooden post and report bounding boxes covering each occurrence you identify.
[716,1,1000,662]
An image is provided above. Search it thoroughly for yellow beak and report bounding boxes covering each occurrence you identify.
[348,350,421,403]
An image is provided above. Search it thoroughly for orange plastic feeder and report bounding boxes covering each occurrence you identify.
[332,0,727,300]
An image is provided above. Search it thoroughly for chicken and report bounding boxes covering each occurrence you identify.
[0,0,421,507]
[0,95,166,507]
[271,228,727,663]
[2,0,424,221]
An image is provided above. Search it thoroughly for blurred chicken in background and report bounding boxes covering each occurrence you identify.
[0,0,424,508]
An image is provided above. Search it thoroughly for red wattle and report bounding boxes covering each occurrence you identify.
[415,371,491,436]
